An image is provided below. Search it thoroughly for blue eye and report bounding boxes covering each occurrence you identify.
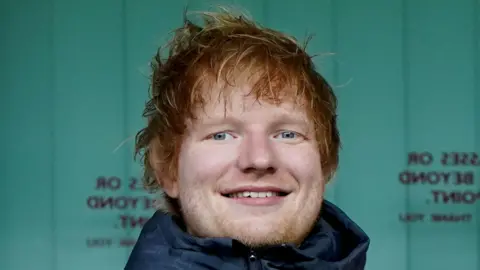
[278,131,298,139]
[210,132,234,140]
[275,131,299,140]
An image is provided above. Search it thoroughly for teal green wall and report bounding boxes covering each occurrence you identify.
[1,0,479,269]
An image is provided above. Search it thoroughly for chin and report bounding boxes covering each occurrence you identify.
[223,217,308,248]
[182,195,323,247]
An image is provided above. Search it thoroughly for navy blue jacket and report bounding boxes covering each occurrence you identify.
[125,200,370,270]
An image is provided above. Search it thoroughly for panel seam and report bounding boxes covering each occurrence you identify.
[401,0,411,269]
[474,0,480,268]
[49,0,57,269]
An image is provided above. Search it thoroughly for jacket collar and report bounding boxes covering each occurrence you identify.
[125,200,370,270]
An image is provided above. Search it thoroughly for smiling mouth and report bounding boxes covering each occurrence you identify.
[222,191,289,198]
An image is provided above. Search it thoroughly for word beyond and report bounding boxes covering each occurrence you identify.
[87,195,155,210]
[399,171,474,185]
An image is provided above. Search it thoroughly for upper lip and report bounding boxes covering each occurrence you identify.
[221,185,290,195]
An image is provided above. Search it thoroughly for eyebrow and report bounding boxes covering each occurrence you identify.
[192,116,241,129]
[194,112,310,130]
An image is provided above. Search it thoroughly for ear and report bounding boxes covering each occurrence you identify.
[149,140,179,198]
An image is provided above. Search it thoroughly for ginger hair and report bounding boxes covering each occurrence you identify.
[134,8,340,212]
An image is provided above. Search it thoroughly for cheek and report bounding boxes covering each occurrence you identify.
[178,143,236,188]
[277,145,323,186]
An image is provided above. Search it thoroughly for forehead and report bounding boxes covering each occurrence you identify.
[197,80,309,118]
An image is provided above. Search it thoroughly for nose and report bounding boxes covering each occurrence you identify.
[237,133,277,174]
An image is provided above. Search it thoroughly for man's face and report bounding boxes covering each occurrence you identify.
[164,82,326,247]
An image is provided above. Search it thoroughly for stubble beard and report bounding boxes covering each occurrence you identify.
[179,190,324,248]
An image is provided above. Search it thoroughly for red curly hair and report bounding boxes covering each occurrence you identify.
[134,8,340,212]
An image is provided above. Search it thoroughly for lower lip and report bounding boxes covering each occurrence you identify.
[225,195,287,206]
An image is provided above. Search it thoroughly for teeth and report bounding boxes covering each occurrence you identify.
[228,191,279,198]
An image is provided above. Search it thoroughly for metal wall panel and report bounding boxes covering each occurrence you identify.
[1,0,479,269]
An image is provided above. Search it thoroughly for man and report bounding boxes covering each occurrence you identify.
[126,8,369,270]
